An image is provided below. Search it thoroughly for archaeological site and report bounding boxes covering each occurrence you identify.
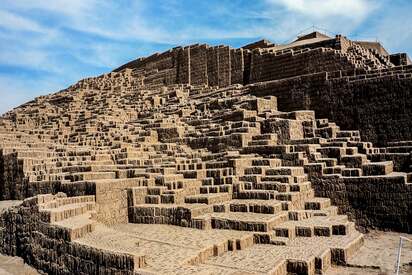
[0,32,411,274]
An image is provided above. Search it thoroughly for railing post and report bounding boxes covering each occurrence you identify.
[395,237,403,275]
[395,236,412,275]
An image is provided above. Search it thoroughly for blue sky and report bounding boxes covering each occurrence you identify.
[0,0,411,114]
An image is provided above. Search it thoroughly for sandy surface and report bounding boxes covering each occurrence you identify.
[327,231,412,275]
[0,254,39,275]
[0,230,411,274]
[0,201,22,211]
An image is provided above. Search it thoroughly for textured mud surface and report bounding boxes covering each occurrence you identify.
[0,254,40,275]
[327,231,412,275]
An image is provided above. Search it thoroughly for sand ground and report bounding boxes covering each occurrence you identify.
[0,230,411,275]
[327,231,412,275]
[0,254,39,275]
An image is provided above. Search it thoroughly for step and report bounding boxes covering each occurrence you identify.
[265,166,305,177]
[145,195,161,204]
[185,193,231,205]
[330,232,364,265]
[305,197,331,210]
[340,154,368,168]
[248,140,276,146]
[362,161,393,176]
[316,158,338,167]
[323,165,345,174]
[39,202,95,222]
[252,134,277,141]
[52,213,97,241]
[261,175,294,184]
[251,158,282,167]
[229,199,283,214]
[342,168,362,177]
[210,211,289,232]
[65,171,117,181]
[200,184,232,194]
[317,147,345,159]
[244,166,266,175]
[290,182,312,192]
[237,189,277,200]
[274,215,355,238]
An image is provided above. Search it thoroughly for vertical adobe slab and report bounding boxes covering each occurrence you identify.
[207,46,219,86]
[176,46,191,84]
[243,50,252,84]
[249,50,263,83]
[0,149,3,200]
[190,44,208,85]
[230,48,244,85]
[217,46,231,87]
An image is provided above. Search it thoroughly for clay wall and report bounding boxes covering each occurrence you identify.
[0,197,143,274]
[250,67,412,145]
[230,48,245,85]
[0,152,25,200]
[309,174,412,232]
[176,47,191,84]
[206,46,219,86]
[249,48,356,83]
[0,150,3,200]
[190,44,208,85]
[217,46,231,87]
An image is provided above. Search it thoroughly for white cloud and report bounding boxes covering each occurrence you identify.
[358,3,412,55]
[1,0,96,17]
[270,0,374,20]
[0,75,64,115]
[0,10,47,33]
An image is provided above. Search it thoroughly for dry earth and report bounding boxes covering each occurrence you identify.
[327,231,412,275]
[0,254,40,275]
[1,230,411,275]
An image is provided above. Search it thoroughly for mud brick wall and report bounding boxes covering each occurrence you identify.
[243,50,252,84]
[0,206,18,255]
[230,48,244,85]
[217,46,231,87]
[144,50,176,72]
[1,152,26,200]
[250,71,412,145]
[390,53,411,66]
[116,44,241,87]
[25,180,62,198]
[262,119,303,143]
[190,44,208,85]
[0,149,3,200]
[129,205,193,227]
[207,46,219,86]
[369,153,411,172]
[1,152,67,200]
[310,174,412,233]
[249,48,355,83]
[95,180,140,225]
[0,197,143,274]
[327,75,412,145]
[177,47,191,84]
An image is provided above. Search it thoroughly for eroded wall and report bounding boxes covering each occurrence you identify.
[250,68,412,145]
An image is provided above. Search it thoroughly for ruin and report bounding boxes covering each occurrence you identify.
[0,32,411,274]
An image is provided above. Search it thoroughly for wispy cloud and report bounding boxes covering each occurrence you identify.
[270,0,375,20]
[0,9,47,33]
